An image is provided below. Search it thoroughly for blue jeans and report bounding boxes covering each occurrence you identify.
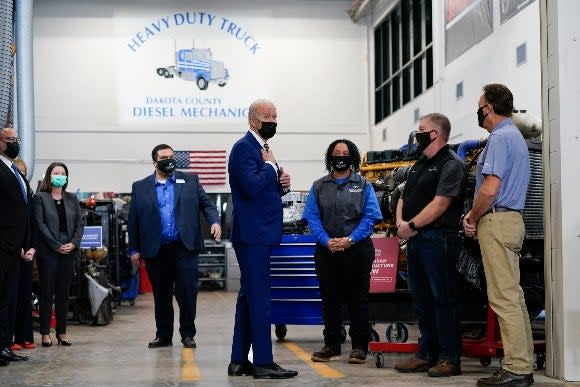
[407,228,462,364]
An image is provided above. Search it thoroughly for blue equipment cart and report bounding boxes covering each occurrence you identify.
[270,234,322,340]
[269,234,390,342]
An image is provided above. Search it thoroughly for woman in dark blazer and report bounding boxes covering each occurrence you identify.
[31,162,84,347]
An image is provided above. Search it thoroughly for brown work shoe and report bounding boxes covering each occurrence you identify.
[394,356,432,373]
[348,348,367,364]
[311,346,341,362]
[428,360,462,377]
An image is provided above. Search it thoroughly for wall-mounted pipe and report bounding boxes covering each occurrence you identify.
[15,0,35,180]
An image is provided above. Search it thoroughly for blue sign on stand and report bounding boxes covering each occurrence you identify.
[81,226,103,249]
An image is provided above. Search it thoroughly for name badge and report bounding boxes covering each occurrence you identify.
[176,179,185,184]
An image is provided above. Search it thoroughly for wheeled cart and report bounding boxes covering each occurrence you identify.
[269,234,323,340]
[369,306,546,369]
[269,234,399,342]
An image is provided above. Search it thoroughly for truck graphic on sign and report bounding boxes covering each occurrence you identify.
[156,48,229,91]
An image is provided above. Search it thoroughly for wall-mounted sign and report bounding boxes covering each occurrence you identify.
[500,0,535,24]
[117,8,268,126]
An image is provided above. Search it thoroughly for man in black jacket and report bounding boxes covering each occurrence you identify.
[0,127,34,365]
[394,114,464,377]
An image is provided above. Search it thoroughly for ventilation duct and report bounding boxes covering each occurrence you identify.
[15,0,35,180]
[347,0,371,23]
[0,0,14,128]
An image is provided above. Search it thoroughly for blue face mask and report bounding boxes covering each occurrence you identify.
[51,175,67,187]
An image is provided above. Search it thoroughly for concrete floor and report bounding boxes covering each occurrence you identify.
[0,291,576,387]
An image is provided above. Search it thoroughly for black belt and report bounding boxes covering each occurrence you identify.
[485,206,523,215]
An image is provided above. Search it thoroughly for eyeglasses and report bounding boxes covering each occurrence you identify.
[0,137,21,143]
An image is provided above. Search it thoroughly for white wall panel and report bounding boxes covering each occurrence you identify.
[370,1,541,151]
[31,0,368,192]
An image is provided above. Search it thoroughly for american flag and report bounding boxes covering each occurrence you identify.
[174,150,227,186]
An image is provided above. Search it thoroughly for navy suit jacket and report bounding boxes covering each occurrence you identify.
[128,171,220,258]
[228,131,283,245]
[0,161,32,262]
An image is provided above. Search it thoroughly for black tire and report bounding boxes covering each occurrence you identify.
[386,323,409,343]
[92,296,113,326]
[535,353,546,370]
[370,328,380,343]
[218,82,227,87]
[274,324,287,340]
[375,353,385,368]
[156,68,164,76]
[74,298,92,325]
[480,357,492,367]
[197,77,208,90]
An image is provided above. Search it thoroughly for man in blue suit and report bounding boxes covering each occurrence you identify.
[128,144,221,349]
[227,99,297,379]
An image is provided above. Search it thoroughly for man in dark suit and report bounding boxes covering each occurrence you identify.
[227,99,297,379]
[128,144,221,349]
[0,127,34,365]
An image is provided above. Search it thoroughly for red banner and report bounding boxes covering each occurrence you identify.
[370,236,400,293]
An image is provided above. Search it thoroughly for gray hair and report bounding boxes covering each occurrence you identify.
[420,113,451,142]
[248,99,274,122]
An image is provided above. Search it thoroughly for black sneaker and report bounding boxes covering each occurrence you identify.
[311,346,341,362]
[348,348,367,364]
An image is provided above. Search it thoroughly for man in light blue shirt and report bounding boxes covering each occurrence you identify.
[463,84,534,387]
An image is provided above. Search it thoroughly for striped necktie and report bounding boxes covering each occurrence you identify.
[11,163,28,203]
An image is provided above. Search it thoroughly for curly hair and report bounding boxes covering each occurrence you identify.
[324,139,361,173]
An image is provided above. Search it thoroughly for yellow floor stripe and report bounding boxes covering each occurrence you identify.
[283,342,344,379]
[181,348,201,381]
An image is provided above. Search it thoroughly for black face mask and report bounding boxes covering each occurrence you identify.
[156,158,176,174]
[258,121,277,140]
[330,155,352,172]
[415,131,435,153]
[477,105,489,128]
[3,141,20,159]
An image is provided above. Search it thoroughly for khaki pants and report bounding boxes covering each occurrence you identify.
[478,211,534,374]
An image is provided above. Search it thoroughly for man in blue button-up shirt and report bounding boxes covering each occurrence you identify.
[464,84,534,387]
[128,144,221,350]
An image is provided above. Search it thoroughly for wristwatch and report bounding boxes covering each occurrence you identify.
[408,220,418,231]
[348,237,354,245]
